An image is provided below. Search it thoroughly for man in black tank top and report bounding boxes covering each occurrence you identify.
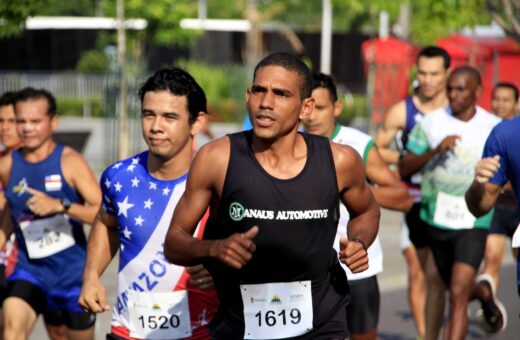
[164,52,380,340]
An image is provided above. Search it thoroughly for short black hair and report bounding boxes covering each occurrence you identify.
[417,46,451,69]
[312,73,338,102]
[450,66,482,86]
[253,52,313,99]
[0,91,17,108]
[138,67,207,124]
[14,87,57,118]
[494,82,519,101]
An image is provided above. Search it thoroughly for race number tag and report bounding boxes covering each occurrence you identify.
[20,215,76,259]
[433,191,476,229]
[128,290,192,340]
[240,281,313,339]
[512,223,520,248]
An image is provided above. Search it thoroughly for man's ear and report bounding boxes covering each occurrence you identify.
[299,97,315,120]
[334,100,343,118]
[476,85,483,99]
[50,115,59,132]
[190,112,206,136]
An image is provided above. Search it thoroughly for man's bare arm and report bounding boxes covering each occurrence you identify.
[63,148,102,224]
[79,210,120,313]
[399,135,460,178]
[0,204,13,249]
[375,101,406,164]
[332,144,380,273]
[164,138,257,269]
[365,147,412,212]
[465,156,502,217]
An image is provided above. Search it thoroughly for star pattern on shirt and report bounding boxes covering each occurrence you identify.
[131,177,140,188]
[162,187,171,196]
[144,198,153,209]
[127,164,136,172]
[123,226,132,240]
[149,182,157,190]
[131,157,140,165]
[117,196,134,217]
[104,178,111,189]
[113,162,123,169]
[114,182,122,192]
[104,195,111,203]
[135,215,144,226]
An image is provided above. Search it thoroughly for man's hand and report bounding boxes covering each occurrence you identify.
[475,155,500,184]
[78,275,110,313]
[26,187,64,216]
[339,237,368,273]
[209,226,258,269]
[187,264,214,290]
[435,135,460,153]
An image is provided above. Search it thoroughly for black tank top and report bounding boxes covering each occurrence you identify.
[204,131,349,339]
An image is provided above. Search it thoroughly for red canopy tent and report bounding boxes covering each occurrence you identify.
[362,37,418,125]
[437,35,520,110]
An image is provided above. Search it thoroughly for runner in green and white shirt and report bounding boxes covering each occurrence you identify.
[399,66,503,339]
[304,73,412,340]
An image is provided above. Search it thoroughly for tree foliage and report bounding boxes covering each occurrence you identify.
[486,0,520,42]
[0,0,495,46]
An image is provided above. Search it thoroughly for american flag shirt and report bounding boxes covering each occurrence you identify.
[101,151,218,339]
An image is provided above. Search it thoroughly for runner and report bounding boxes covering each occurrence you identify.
[0,91,21,338]
[78,67,219,340]
[0,87,101,340]
[473,82,518,333]
[164,52,380,340]
[399,66,502,339]
[303,72,411,340]
[466,115,520,307]
[375,46,450,339]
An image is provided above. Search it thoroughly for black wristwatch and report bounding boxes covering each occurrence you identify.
[60,197,72,212]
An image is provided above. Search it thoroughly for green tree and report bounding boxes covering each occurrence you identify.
[486,0,520,43]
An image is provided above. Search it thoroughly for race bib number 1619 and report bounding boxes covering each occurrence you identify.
[240,281,313,339]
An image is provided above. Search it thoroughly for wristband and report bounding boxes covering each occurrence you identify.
[351,238,367,252]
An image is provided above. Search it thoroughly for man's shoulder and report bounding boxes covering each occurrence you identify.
[194,136,231,168]
[475,106,501,126]
[491,116,520,140]
[384,99,407,125]
[416,107,448,126]
[334,125,372,145]
[101,151,147,181]
[61,145,92,170]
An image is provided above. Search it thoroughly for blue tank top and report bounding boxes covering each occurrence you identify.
[5,144,87,291]
[401,96,424,147]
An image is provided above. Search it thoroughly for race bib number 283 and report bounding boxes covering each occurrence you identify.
[240,281,313,339]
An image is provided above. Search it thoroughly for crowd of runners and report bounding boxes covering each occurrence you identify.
[0,48,517,340]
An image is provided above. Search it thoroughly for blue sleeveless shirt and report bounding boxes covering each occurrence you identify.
[5,144,87,291]
[401,96,424,148]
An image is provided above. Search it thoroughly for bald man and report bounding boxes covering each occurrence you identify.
[399,66,502,339]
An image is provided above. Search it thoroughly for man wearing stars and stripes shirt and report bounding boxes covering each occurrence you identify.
[79,68,219,340]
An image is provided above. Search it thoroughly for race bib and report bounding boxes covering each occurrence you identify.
[20,215,76,259]
[240,281,313,339]
[128,290,192,340]
[512,223,520,248]
[433,191,476,229]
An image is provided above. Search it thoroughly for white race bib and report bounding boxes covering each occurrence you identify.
[20,215,76,259]
[433,191,476,229]
[128,290,192,340]
[512,224,520,248]
[240,281,313,339]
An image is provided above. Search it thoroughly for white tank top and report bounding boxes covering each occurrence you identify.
[332,125,383,280]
